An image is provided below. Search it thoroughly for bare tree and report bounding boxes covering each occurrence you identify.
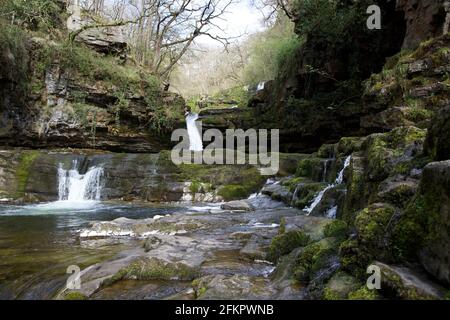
[71,0,239,79]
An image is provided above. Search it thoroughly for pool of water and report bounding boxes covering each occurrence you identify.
[0,201,187,300]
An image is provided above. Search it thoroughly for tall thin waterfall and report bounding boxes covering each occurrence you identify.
[186,113,203,152]
[58,161,104,202]
[304,156,352,215]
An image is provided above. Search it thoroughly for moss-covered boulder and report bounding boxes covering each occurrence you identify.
[293,238,339,284]
[342,126,427,224]
[424,105,450,161]
[354,203,397,264]
[392,160,450,285]
[106,257,199,284]
[323,272,360,300]
[267,230,310,263]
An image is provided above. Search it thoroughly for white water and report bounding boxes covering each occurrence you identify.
[304,156,352,215]
[58,161,104,202]
[257,81,265,91]
[186,113,203,152]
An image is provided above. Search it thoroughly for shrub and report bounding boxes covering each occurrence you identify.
[0,0,63,32]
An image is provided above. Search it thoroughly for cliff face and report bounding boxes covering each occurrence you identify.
[200,0,450,153]
[0,5,186,153]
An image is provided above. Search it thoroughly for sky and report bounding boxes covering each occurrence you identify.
[195,0,269,47]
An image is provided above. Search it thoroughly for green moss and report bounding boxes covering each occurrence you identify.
[296,157,322,179]
[348,286,380,300]
[355,204,395,248]
[337,137,363,156]
[324,220,348,241]
[267,230,310,263]
[218,185,250,201]
[15,151,39,195]
[64,291,88,300]
[189,181,201,194]
[292,182,328,209]
[323,272,359,300]
[338,239,366,278]
[105,258,199,287]
[293,238,337,283]
[392,188,441,261]
[278,217,286,235]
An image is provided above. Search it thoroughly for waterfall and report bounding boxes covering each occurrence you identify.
[257,81,265,91]
[58,161,104,202]
[186,113,203,152]
[304,155,352,215]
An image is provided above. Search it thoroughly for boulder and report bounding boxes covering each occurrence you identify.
[373,262,447,299]
[394,160,450,286]
[221,200,254,211]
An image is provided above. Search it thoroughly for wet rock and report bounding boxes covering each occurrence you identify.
[192,274,276,300]
[143,236,162,252]
[283,215,333,241]
[239,235,267,261]
[261,183,292,204]
[221,200,254,211]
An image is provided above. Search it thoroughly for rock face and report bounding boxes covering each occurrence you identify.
[395,161,450,286]
[396,0,449,50]
[67,2,128,55]
[0,149,265,203]
[0,27,186,153]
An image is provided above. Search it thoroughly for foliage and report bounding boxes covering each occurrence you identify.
[0,0,63,32]
[0,21,29,93]
[243,14,301,85]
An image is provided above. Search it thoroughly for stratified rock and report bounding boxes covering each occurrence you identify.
[67,3,127,55]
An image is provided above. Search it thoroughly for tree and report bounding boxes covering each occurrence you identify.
[71,0,238,79]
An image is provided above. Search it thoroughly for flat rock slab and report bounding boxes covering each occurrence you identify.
[62,206,329,300]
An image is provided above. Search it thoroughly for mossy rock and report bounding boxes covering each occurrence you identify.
[217,184,250,201]
[292,182,328,209]
[267,230,310,263]
[354,203,396,263]
[317,144,336,159]
[293,238,338,283]
[104,257,199,286]
[337,137,364,156]
[392,161,450,285]
[296,157,324,181]
[64,291,88,300]
[324,220,349,241]
[323,272,360,300]
[15,150,40,196]
[348,286,380,300]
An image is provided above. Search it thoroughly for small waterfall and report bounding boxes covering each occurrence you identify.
[186,113,203,152]
[58,161,104,202]
[257,81,265,91]
[304,155,352,215]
